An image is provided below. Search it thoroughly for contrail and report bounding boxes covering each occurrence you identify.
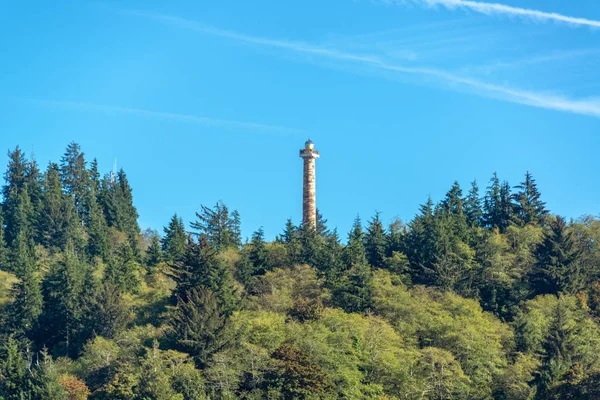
[412,0,600,28]
[127,12,600,119]
[14,98,305,136]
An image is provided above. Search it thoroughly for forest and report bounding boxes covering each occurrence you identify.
[1,142,600,400]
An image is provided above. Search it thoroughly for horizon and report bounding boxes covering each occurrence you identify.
[1,1,599,240]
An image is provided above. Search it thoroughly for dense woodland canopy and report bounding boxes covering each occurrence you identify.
[1,143,600,399]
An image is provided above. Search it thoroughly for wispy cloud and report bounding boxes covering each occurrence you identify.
[400,0,600,28]
[15,98,304,136]
[126,11,600,119]
[462,48,600,74]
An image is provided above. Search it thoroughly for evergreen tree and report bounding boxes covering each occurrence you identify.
[248,227,269,276]
[30,349,68,400]
[316,209,330,237]
[483,172,502,230]
[513,171,548,226]
[169,236,240,314]
[464,180,483,228]
[89,158,101,195]
[296,223,324,268]
[344,216,367,268]
[364,212,387,269]
[98,169,140,237]
[104,241,142,293]
[169,288,234,368]
[0,210,7,270]
[333,217,373,312]
[38,245,88,356]
[8,231,42,335]
[530,216,582,296]
[231,209,242,247]
[85,187,109,259]
[60,142,89,218]
[145,234,163,268]
[115,169,140,236]
[37,163,82,250]
[162,213,187,263]
[404,197,439,284]
[190,201,239,251]
[0,336,29,399]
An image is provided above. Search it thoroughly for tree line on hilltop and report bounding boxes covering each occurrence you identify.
[1,142,600,399]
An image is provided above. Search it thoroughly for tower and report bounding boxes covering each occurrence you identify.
[299,139,320,227]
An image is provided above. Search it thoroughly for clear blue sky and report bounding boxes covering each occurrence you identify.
[1,0,599,240]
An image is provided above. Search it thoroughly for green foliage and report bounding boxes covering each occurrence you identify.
[162,214,187,263]
[190,201,241,251]
[2,143,600,399]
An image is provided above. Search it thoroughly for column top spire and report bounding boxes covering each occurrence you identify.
[300,139,319,158]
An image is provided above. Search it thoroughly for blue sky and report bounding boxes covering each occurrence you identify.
[1,0,599,240]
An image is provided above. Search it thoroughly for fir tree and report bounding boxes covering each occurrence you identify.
[404,197,439,284]
[513,171,548,226]
[38,163,82,250]
[249,227,269,276]
[333,217,373,312]
[364,212,387,269]
[190,201,239,251]
[162,213,187,263]
[38,245,88,356]
[8,231,42,335]
[0,336,29,399]
[30,349,68,399]
[464,180,483,228]
[0,210,7,270]
[169,236,240,314]
[530,216,582,296]
[169,288,234,368]
[316,209,330,237]
[145,233,163,268]
[60,142,89,218]
[115,169,140,236]
[104,241,142,293]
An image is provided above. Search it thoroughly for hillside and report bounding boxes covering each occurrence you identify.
[1,143,600,399]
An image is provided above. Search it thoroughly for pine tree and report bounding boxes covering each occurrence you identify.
[0,336,29,399]
[115,169,140,236]
[190,201,239,251]
[513,171,548,226]
[104,241,142,293]
[404,197,438,284]
[169,236,240,314]
[98,169,140,237]
[0,210,7,270]
[530,216,582,296]
[162,213,187,263]
[38,163,80,250]
[30,349,68,399]
[249,227,269,275]
[333,217,373,312]
[145,234,163,268]
[4,182,34,249]
[364,212,387,268]
[38,245,88,356]
[169,288,234,368]
[60,142,89,218]
[464,180,483,228]
[316,209,330,237]
[9,231,42,335]
[344,216,367,268]
[89,158,101,195]
[85,188,109,259]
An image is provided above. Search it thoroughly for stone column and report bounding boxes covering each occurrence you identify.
[300,140,319,227]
